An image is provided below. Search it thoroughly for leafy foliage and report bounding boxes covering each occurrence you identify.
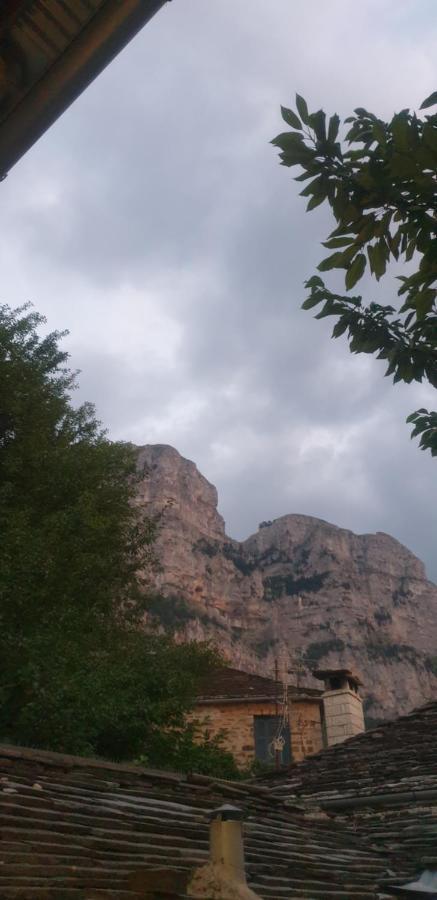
[0,304,236,776]
[138,720,242,779]
[364,639,425,665]
[426,655,437,676]
[272,93,437,454]
[145,593,197,632]
[264,571,328,601]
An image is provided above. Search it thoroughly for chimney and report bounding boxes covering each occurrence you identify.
[188,804,260,899]
[313,668,365,747]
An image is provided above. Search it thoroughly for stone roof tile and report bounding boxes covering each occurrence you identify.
[0,743,394,898]
[196,667,322,703]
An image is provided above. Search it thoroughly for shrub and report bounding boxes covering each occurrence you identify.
[264,571,328,601]
[305,638,346,664]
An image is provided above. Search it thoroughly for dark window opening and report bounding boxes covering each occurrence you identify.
[253,715,291,766]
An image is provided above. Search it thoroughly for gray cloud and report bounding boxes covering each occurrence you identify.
[1,0,436,579]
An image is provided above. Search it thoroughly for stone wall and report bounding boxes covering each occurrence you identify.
[290,699,324,760]
[323,688,365,745]
[191,698,323,768]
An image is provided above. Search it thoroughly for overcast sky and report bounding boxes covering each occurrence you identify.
[1,0,436,579]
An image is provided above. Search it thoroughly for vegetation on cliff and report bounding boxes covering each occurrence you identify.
[0,303,239,776]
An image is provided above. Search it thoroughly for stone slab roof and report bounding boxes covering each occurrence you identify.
[195,666,322,704]
[256,699,437,887]
[0,742,399,899]
[258,699,437,804]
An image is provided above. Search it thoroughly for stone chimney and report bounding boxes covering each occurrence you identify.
[188,804,260,899]
[313,668,365,747]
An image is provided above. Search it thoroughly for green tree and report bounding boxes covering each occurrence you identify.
[0,303,239,776]
[272,91,437,454]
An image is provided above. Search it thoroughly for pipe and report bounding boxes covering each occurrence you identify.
[0,0,169,176]
[188,805,261,900]
[209,805,247,883]
[321,787,437,811]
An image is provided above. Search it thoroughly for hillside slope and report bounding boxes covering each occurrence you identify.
[137,444,437,721]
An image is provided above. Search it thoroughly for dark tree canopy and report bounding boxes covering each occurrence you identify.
[0,304,238,776]
[272,91,437,454]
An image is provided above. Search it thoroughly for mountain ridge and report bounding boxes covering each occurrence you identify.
[136,443,437,721]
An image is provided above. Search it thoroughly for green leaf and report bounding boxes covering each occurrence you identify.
[307,194,325,211]
[420,91,437,110]
[302,294,323,310]
[405,239,416,262]
[415,289,436,320]
[309,110,326,141]
[300,176,323,197]
[318,252,350,272]
[281,106,302,129]
[296,94,310,125]
[391,114,411,152]
[322,237,356,249]
[332,320,348,338]
[279,152,312,168]
[294,169,320,181]
[315,301,345,319]
[374,211,393,239]
[387,229,401,260]
[372,122,386,144]
[328,114,340,143]
[368,242,387,280]
[271,131,304,148]
[390,153,417,178]
[415,146,436,169]
[355,171,377,190]
[305,275,325,289]
[345,254,366,290]
[422,123,437,151]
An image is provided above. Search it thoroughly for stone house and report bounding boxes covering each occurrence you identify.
[1,697,437,899]
[191,665,365,769]
[257,695,437,896]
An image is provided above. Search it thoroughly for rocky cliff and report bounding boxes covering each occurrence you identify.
[137,444,437,722]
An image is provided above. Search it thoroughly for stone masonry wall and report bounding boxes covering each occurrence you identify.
[191,699,323,768]
[323,689,365,745]
[290,699,324,760]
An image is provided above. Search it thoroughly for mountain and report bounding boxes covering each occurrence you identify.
[137,444,437,722]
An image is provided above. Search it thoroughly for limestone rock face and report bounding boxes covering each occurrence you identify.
[137,444,437,722]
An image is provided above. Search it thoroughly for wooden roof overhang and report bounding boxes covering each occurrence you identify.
[0,0,169,177]
[195,693,323,706]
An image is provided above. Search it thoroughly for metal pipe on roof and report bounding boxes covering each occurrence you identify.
[0,0,169,177]
[188,805,261,900]
[322,787,437,810]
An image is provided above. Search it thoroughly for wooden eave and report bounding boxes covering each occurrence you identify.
[0,0,169,176]
[195,693,323,706]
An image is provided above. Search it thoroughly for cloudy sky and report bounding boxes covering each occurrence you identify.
[1,0,436,578]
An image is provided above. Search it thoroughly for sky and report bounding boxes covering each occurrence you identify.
[1,0,436,579]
